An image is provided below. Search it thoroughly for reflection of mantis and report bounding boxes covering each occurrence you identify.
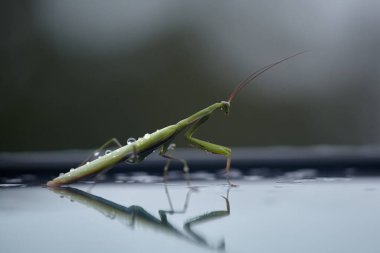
[47,52,306,187]
[50,186,231,251]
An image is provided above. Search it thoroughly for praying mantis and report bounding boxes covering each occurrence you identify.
[47,51,306,187]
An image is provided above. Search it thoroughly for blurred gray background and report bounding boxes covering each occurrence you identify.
[1,0,380,151]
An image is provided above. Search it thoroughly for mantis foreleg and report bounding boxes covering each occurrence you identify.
[184,116,234,186]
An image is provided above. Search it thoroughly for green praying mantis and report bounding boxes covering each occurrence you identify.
[47,51,306,187]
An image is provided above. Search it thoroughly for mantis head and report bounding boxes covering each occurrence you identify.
[221,101,230,115]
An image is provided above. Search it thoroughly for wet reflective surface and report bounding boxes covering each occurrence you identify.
[2,178,380,253]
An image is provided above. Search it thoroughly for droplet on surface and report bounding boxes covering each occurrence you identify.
[4,178,23,184]
[115,173,128,181]
[0,184,26,188]
[105,150,112,155]
[143,133,151,139]
[284,169,317,181]
[244,175,262,181]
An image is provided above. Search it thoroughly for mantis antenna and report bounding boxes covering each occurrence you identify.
[228,51,308,103]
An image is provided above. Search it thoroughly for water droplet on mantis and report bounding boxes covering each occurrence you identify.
[127,137,136,144]
[126,153,139,164]
[168,143,176,150]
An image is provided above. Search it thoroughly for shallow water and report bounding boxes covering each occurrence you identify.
[1,178,380,253]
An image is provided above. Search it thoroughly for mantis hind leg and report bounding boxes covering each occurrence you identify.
[159,142,190,183]
[184,116,236,187]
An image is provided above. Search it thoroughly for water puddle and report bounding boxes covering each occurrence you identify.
[1,178,380,253]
